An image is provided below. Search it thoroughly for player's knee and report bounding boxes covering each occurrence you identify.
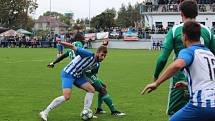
[63,94,71,101]
[102,83,106,88]
[82,83,95,93]
[85,84,95,93]
[88,86,95,93]
[63,91,72,101]
[100,86,107,96]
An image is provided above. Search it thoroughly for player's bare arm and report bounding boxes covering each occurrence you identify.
[56,38,77,51]
[141,59,186,95]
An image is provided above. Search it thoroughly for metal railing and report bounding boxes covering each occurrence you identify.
[140,4,215,13]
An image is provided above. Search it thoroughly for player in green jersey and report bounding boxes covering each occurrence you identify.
[48,40,126,116]
[153,0,215,116]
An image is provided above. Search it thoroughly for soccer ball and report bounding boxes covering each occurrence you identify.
[80,109,93,121]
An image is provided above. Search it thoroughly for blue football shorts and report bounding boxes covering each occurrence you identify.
[169,102,215,121]
[61,71,88,89]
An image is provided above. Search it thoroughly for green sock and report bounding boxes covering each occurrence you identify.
[102,93,117,112]
[97,93,103,109]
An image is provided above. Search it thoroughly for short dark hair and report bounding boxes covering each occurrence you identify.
[183,20,201,42]
[97,45,108,54]
[179,0,198,19]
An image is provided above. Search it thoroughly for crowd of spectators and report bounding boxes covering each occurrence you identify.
[0,27,167,49]
[0,30,88,48]
[0,36,41,48]
[157,0,215,4]
[143,0,215,12]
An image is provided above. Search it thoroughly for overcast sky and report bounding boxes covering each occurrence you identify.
[35,0,142,19]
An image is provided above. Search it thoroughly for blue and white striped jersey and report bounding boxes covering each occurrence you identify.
[63,47,98,78]
[178,44,215,107]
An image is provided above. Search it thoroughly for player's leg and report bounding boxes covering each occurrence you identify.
[92,79,106,113]
[56,44,64,57]
[75,77,95,110]
[84,75,106,113]
[93,80,125,116]
[167,71,189,116]
[60,45,64,55]
[94,80,116,112]
[39,71,74,121]
[56,44,61,57]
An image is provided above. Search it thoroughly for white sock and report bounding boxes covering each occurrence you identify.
[84,92,94,110]
[44,96,66,114]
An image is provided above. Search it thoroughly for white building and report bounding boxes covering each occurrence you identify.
[34,16,69,34]
[140,4,215,29]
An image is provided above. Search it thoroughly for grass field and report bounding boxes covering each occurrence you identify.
[0,48,171,121]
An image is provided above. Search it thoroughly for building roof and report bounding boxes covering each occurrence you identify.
[0,29,22,37]
[0,27,10,34]
[35,16,69,28]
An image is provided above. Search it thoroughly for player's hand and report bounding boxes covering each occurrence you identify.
[175,81,188,90]
[47,62,54,68]
[141,82,158,95]
[56,38,61,43]
[102,39,109,46]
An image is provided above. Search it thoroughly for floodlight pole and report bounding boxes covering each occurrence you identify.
[50,0,52,13]
[50,0,52,35]
[89,0,91,29]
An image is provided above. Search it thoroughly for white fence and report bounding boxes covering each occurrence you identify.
[92,40,153,49]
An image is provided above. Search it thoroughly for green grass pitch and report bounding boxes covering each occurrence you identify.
[0,48,171,121]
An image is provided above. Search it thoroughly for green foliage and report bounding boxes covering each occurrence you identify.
[89,3,142,29]
[90,8,116,29]
[73,18,89,30]
[116,3,142,28]
[43,11,73,26]
[0,48,169,121]
[0,0,38,29]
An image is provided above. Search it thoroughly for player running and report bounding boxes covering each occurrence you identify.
[47,40,126,116]
[143,20,215,121]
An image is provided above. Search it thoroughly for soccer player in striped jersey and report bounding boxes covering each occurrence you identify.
[143,20,215,121]
[47,41,84,67]
[47,40,125,116]
[39,38,107,121]
[153,0,215,116]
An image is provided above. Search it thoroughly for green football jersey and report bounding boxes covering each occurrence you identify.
[64,41,84,59]
[154,23,215,115]
[65,49,75,59]
[154,23,215,78]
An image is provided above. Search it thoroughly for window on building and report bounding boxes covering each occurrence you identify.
[168,22,175,28]
[212,22,215,27]
[199,22,205,25]
[155,22,163,28]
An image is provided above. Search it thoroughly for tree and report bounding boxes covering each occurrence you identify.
[90,8,116,30]
[116,4,129,27]
[132,2,142,27]
[116,3,142,28]
[0,0,38,30]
